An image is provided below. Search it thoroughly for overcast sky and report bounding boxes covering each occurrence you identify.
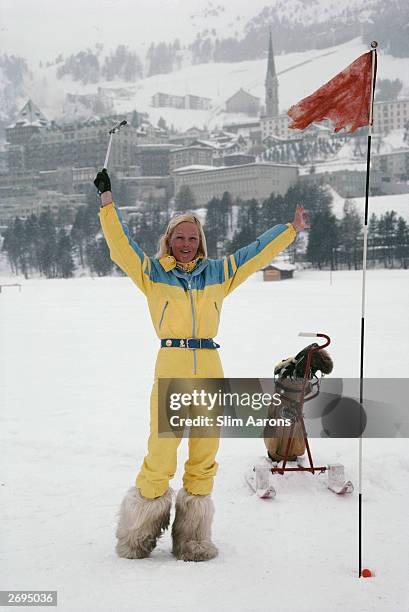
[0,0,268,64]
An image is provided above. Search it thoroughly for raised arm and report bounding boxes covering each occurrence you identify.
[95,170,151,295]
[222,205,309,296]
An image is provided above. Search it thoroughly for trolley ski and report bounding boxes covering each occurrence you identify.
[246,333,354,499]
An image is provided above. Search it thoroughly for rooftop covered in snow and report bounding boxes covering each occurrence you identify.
[7,99,49,130]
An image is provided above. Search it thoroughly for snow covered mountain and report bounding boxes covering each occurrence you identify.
[13,39,409,134]
[0,0,408,134]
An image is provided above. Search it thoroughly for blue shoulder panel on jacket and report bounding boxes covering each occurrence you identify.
[148,258,182,286]
[147,257,224,289]
[196,259,225,289]
[233,224,289,268]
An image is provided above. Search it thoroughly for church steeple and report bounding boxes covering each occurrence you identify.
[265,30,279,117]
[267,30,277,78]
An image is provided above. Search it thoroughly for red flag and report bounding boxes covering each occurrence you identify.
[288,51,374,134]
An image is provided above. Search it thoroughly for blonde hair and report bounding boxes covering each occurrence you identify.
[156,212,207,259]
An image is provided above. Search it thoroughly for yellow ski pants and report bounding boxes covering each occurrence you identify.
[136,347,224,499]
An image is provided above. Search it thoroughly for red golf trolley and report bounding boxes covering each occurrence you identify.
[246,332,354,499]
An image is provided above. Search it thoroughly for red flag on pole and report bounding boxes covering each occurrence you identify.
[287,51,374,134]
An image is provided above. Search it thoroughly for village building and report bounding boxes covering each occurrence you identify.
[225,89,260,116]
[168,127,210,147]
[169,145,214,172]
[262,261,296,281]
[299,160,382,198]
[135,144,183,176]
[5,100,166,175]
[372,149,409,188]
[173,162,298,207]
[151,92,212,110]
[372,99,409,135]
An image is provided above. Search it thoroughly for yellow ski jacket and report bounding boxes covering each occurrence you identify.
[99,202,296,374]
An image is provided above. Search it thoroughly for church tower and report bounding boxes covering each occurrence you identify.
[265,31,279,118]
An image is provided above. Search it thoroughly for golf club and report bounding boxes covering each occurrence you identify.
[103,119,128,170]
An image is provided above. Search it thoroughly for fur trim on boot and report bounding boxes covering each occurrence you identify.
[172,488,218,562]
[115,487,172,559]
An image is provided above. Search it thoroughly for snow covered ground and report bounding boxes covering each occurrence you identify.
[330,189,409,222]
[1,269,408,612]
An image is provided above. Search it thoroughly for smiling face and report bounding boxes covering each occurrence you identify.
[169,221,200,263]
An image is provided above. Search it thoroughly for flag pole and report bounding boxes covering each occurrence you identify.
[358,40,378,579]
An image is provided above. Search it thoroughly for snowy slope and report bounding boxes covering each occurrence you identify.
[326,184,409,223]
[2,0,402,68]
[0,0,379,66]
[1,269,409,612]
[246,0,378,27]
[339,193,409,222]
[22,39,409,132]
[0,0,271,65]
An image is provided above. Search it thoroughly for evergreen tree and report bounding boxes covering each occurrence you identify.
[71,190,101,273]
[147,41,174,76]
[0,54,30,95]
[368,212,379,265]
[213,37,246,63]
[226,198,259,254]
[375,78,403,102]
[220,191,233,235]
[339,201,362,269]
[284,183,332,220]
[38,210,58,278]
[57,50,100,84]
[14,217,28,277]
[115,179,132,209]
[24,213,41,275]
[2,217,27,276]
[306,211,339,269]
[128,212,155,256]
[204,192,232,257]
[84,189,101,236]
[364,2,409,58]
[125,206,170,257]
[102,45,142,81]
[204,197,221,257]
[260,193,290,230]
[395,217,409,269]
[71,207,87,267]
[56,229,75,278]
[378,211,398,268]
[175,185,195,210]
[86,238,113,276]
[56,205,73,227]
[158,116,168,131]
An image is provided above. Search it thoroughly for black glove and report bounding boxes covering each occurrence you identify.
[94,169,111,194]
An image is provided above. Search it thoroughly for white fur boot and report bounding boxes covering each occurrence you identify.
[115,487,172,559]
[172,488,218,562]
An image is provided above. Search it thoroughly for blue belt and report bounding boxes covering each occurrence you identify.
[161,338,220,349]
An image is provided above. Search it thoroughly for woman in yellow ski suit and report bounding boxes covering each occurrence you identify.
[97,170,306,560]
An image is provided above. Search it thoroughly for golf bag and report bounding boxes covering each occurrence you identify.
[264,343,333,462]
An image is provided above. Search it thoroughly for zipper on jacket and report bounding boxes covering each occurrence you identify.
[187,276,197,375]
[187,278,195,336]
[214,301,220,321]
[159,300,169,329]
